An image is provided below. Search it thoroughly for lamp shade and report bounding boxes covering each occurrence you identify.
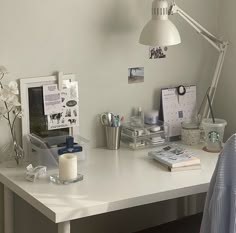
[139,0,181,46]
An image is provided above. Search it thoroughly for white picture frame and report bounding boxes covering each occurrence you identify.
[20,73,79,160]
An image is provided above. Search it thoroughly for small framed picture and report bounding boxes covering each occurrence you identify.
[128,67,144,84]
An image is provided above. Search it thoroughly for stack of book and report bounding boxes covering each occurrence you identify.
[148,145,201,172]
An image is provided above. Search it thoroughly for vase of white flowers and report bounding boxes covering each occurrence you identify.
[0,66,23,165]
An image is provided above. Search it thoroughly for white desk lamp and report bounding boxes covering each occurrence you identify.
[139,0,228,119]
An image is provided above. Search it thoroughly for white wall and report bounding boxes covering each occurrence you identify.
[0,0,218,148]
[214,0,236,139]
[0,0,219,232]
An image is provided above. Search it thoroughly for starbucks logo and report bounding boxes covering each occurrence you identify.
[208,131,220,143]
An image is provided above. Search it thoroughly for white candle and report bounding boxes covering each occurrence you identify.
[59,153,77,181]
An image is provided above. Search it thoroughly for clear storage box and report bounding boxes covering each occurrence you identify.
[121,120,169,149]
[28,134,89,169]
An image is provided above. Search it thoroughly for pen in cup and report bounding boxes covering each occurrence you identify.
[100,112,124,127]
[100,112,123,150]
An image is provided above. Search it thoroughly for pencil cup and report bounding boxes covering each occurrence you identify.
[202,118,227,152]
[105,126,122,150]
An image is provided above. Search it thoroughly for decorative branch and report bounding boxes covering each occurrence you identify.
[10,110,21,139]
[0,73,4,82]
[2,115,8,120]
[0,67,23,164]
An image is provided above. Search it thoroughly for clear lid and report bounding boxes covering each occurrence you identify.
[201,118,227,127]
[182,121,199,129]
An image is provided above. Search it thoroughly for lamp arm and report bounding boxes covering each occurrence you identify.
[202,42,228,119]
[170,2,229,120]
[169,2,227,51]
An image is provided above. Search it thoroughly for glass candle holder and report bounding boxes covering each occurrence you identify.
[50,153,83,185]
[181,122,201,146]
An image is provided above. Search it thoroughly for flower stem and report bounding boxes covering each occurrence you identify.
[0,79,15,142]
[0,72,23,164]
[0,73,4,81]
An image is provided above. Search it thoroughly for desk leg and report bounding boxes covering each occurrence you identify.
[58,221,71,233]
[4,186,14,233]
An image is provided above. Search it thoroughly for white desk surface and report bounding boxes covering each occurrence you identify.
[0,144,218,223]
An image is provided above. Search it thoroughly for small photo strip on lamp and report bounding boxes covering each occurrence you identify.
[149,47,168,59]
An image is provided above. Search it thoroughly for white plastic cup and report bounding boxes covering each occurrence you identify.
[202,118,227,152]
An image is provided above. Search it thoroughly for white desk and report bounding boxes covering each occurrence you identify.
[0,145,218,233]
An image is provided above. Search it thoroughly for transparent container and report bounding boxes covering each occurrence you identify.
[121,120,169,150]
[181,122,201,146]
[28,134,89,169]
[202,118,227,152]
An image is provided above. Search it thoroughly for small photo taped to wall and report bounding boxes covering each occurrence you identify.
[128,67,144,84]
[149,47,167,59]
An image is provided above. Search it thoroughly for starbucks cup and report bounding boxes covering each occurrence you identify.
[202,118,227,152]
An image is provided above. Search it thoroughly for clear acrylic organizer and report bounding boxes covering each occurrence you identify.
[121,120,169,150]
[28,134,89,169]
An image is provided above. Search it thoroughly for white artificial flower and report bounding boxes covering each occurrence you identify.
[7,94,21,106]
[0,88,20,106]
[0,66,8,75]
[0,88,10,102]
[0,106,7,115]
[17,112,23,118]
[8,81,19,95]
[13,108,23,118]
